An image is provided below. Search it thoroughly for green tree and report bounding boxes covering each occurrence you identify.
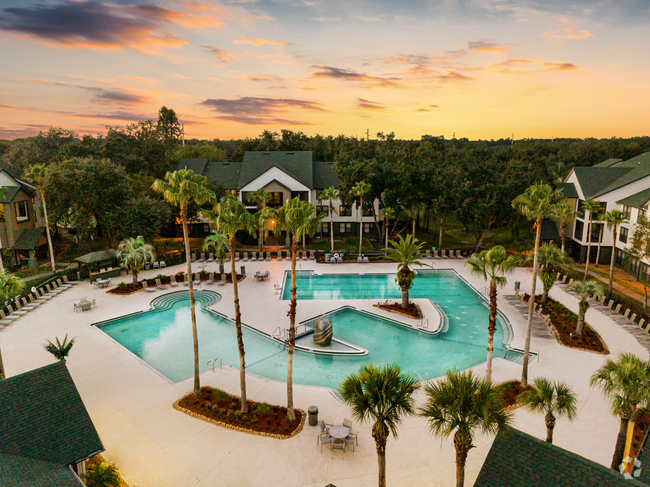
[84,461,121,487]
[466,246,521,382]
[340,364,418,487]
[318,187,339,255]
[152,169,215,399]
[43,334,76,363]
[520,377,577,444]
[157,106,182,142]
[272,197,326,421]
[246,188,271,251]
[554,203,577,254]
[512,183,564,387]
[581,199,602,280]
[528,242,573,304]
[567,280,604,335]
[351,181,371,257]
[382,207,396,257]
[387,234,425,309]
[591,353,650,470]
[0,269,24,302]
[117,236,155,285]
[202,197,256,413]
[602,210,628,299]
[202,231,229,275]
[23,164,56,271]
[419,369,512,487]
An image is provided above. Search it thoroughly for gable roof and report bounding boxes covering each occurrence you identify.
[0,452,82,487]
[177,158,208,176]
[313,161,340,189]
[617,188,650,209]
[0,361,104,466]
[0,186,22,204]
[595,158,623,168]
[238,151,313,190]
[556,182,578,199]
[12,227,46,250]
[573,166,633,200]
[0,162,22,180]
[594,154,650,198]
[203,162,242,190]
[474,428,646,487]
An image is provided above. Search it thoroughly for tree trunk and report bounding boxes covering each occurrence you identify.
[359,195,363,257]
[302,232,306,252]
[373,429,388,487]
[132,270,138,286]
[41,190,56,271]
[454,430,470,487]
[623,407,638,472]
[595,225,603,266]
[561,221,567,253]
[287,236,298,422]
[219,261,225,275]
[385,217,389,257]
[611,416,629,469]
[231,233,248,413]
[576,300,588,335]
[608,226,617,299]
[182,203,201,399]
[584,214,593,280]
[0,345,5,379]
[439,218,443,250]
[487,281,497,382]
[412,214,416,238]
[329,200,334,254]
[545,412,556,444]
[522,218,542,388]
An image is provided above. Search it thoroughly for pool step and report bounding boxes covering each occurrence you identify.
[503,349,535,365]
[151,290,221,312]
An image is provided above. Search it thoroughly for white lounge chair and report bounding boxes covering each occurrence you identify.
[206,272,216,285]
[301,251,308,261]
[218,273,228,286]
[278,250,284,261]
[309,251,315,260]
[251,252,257,262]
[243,252,249,261]
[433,250,440,259]
[363,256,369,264]
[155,278,169,290]
[207,253,215,262]
[266,251,271,261]
[357,256,363,263]
[153,261,160,269]
[142,281,156,293]
[170,278,179,288]
[235,252,240,261]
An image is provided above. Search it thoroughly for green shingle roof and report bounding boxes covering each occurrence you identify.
[0,186,21,204]
[540,220,560,240]
[177,158,208,176]
[313,162,339,189]
[0,361,104,466]
[0,452,82,487]
[203,162,242,190]
[474,428,646,487]
[573,166,633,199]
[12,227,46,250]
[556,182,578,198]
[595,158,623,167]
[238,151,314,190]
[617,188,650,209]
[74,249,117,264]
[594,154,650,197]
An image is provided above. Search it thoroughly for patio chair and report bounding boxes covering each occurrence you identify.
[434,249,440,259]
[425,250,431,259]
[225,253,231,262]
[278,250,284,261]
[206,272,216,285]
[235,252,241,261]
[160,261,167,268]
[191,253,197,262]
[155,278,169,290]
[26,295,41,308]
[142,281,156,293]
[343,418,354,432]
[274,280,282,294]
[0,310,15,325]
[252,252,259,261]
[218,273,228,286]
[265,251,271,261]
[197,253,205,263]
[254,271,261,281]
[20,297,37,312]
[4,306,21,321]
[153,261,160,269]
[193,275,201,288]
[183,274,189,286]
[170,278,179,288]
[243,252,249,261]
[345,435,356,452]
[357,256,363,263]
[441,250,449,259]
[309,250,315,260]
[363,256,369,264]
[337,256,343,264]
[301,251,308,261]
[62,276,78,286]
[325,255,330,263]
[319,431,332,452]
[206,253,214,262]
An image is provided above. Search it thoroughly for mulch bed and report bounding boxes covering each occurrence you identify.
[496,380,529,411]
[374,302,422,319]
[174,386,304,439]
[107,283,142,295]
[523,294,609,355]
[107,273,245,295]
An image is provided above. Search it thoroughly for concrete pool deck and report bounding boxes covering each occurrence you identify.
[1,257,647,486]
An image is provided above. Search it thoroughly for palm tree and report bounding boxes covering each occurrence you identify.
[43,334,76,363]
[84,461,121,487]
[318,187,339,255]
[116,236,155,285]
[272,197,326,421]
[0,269,24,302]
[247,188,270,251]
[387,234,425,309]
[203,197,257,413]
[512,183,564,387]
[202,231,229,275]
[382,207,396,257]
[582,199,602,280]
[419,369,512,487]
[23,164,56,271]
[465,246,521,382]
[520,377,577,444]
[340,364,418,487]
[351,181,371,257]
[554,203,577,254]
[528,242,573,304]
[602,210,628,299]
[567,280,603,335]
[152,168,215,399]
[409,202,426,238]
[591,353,650,470]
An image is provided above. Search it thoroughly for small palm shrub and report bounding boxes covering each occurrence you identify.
[43,334,76,362]
[84,461,120,487]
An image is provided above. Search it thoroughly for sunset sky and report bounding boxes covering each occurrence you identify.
[1,0,649,140]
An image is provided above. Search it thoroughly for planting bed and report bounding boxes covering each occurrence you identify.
[496,380,528,411]
[374,302,422,319]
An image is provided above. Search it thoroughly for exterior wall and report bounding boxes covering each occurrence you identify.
[1,190,37,248]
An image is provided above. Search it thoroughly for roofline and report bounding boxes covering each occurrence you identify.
[594,174,650,198]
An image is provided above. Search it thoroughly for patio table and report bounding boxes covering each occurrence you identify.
[328,425,350,440]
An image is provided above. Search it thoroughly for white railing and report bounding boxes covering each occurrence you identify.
[207,357,222,371]
[417,318,429,330]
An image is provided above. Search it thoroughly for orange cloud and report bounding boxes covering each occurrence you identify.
[310,66,406,89]
[357,98,386,111]
[234,37,289,47]
[488,58,580,74]
[203,45,240,63]
[542,28,595,40]
[172,74,192,80]
[468,41,511,53]
[123,75,156,84]
[67,75,116,83]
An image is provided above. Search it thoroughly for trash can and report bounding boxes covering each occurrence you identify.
[145,262,150,271]
[514,281,520,291]
[308,405,318,426]
[240,265,246,275]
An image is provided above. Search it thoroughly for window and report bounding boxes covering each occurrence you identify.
[590,223,603,243]
[577,200,586,217]
[362,207,373,217]
[639,208,646,221]
[15,201,28,222]
[641,263,650,284]
[317,205,329,215]
[622,205,632,219]
[620,226,629,243]
[574,220,584,241]
[339,223,353,234]
[363,223,373,234]
[321,222,330,234]
[615,248,627,266]
[339,206,352,217]
[269,192,283,207]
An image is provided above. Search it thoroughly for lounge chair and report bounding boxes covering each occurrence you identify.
[425,250,431,259]
[235,252,241,261]
[225,253,231,262]
[193,275,201,288]
[251,252,257,262]
[325,255,330,263]
[218,273,228,286]
[198,253,206,262]
[142,281,156,293]
[337,256,343,264]
[207,253,215,262]
[243,252,249,261]
[302,251,308,261]
[363,256,369,264]
[191,253,197,262]
[170,278,179,288]
[0,310,14,326]
[153,261,160,269]
[357,256,363,263]
[309,251,315,260]
[265,251,271,261]
[62,275,78,286]
[155,278,169,290]
[183,274,189,286]
[278,250,284,261]
[160,261,167,268]
[274,280,282,294]
[441,250,449,259]
[206,272,216,285]
[4,306,21,321]
[433,250,440,259]
[56,279,72,290]
[20,297,38,312]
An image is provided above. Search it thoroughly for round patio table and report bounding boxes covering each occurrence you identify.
[328,425,350,440]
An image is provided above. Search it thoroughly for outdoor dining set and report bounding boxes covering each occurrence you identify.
[93,278,112,289]
[317,418,358,456]
[73,298,97,312]
[254,271,270,282]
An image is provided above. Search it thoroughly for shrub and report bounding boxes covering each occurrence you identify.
[230,401,238,410]
[214,390,229,401]
[84,461,120,487]
[116,282,126,288]
[205,401,211,408]
[254,403,271,415]
[234,410,242,419]
[242,414,248,422]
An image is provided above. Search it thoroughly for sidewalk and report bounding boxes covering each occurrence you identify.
[573,264,647,304]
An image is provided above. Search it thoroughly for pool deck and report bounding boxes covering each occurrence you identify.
[2,257,647,486]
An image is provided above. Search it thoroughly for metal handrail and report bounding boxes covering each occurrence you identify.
[207,357,222,371]
[417,318,429,330]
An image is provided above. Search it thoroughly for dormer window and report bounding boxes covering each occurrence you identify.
[15,200,28,222]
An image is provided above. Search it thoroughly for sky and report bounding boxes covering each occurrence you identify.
[0,0,649,141]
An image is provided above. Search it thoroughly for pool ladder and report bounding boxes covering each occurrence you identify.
[360,292,370,300]
[417,318,429,330]
[272,327,287,341]
[416,372,429,382]
[207,357,222,371]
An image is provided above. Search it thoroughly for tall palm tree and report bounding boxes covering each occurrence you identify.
[602,210,628,299]
[527,242,573,304]
[0,269,24,302]
[465,246,521,382]
[520,377,577,444]
[591,353,650,470]
[117,236,155,285]
[567,280,603,335]
[272,197,326,421]
[409,202,426,238]
[318,187,339,255]
[202,231,229,275]
[247,188,270,251]
[23,164,56,271]
[203,197,257,413]
[382,207,396,257]
[152,168,215,399]
[352,181,371,257]
[582,198,602,280]
[387,234,425,309]
[340,364,418,487]
[512,183,564,387]
[554,202,577,254]
[419,369,512,487]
